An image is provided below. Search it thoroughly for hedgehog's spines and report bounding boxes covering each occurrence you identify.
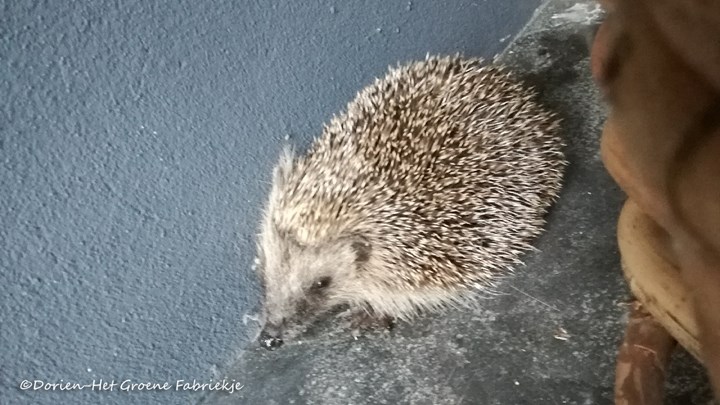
[259,54,565,324]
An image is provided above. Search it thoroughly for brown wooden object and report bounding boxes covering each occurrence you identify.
[618,200,700,360]
[615,300,676,405]
[591,0,720,402]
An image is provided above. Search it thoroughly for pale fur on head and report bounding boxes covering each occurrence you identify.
[255,54,566,343]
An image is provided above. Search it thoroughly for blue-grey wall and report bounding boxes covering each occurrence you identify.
[1,1,540,404]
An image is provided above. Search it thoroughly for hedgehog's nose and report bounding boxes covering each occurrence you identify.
[258,328,284,350]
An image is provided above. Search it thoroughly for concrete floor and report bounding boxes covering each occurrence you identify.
[201,1,715,404]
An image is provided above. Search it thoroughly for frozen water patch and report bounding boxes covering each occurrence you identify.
[551,3,604,27]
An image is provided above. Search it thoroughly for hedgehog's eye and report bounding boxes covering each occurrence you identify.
[311,276,332,292]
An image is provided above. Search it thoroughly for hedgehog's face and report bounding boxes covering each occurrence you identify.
[255,225,371,349]
[255,148,372,349]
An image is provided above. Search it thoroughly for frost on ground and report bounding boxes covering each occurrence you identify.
[551,3,604,27]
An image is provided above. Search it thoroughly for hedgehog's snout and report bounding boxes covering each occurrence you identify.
[258,323,284,350]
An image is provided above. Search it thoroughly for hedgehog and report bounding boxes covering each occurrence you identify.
[254,55,565,349]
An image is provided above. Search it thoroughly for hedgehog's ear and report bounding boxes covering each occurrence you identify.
[349,235,372,264]
[272,145,295,188]
[275,226,305,249]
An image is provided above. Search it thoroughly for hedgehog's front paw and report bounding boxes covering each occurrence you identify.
[341,309,395,339]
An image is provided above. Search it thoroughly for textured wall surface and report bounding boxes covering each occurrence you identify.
[0,1,540,404]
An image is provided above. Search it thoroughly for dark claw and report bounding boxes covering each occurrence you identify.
[350,310,395,332]
[258,329,284,350]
